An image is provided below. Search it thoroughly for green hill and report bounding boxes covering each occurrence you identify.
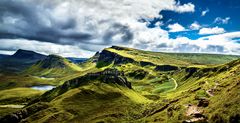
[98,46,239,67]
[0,46,239,123]
[0,49,46,73]
[24,55,82,77]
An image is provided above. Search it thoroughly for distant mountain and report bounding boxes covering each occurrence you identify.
[0,49,89,73]
[0,49,46,73]
[11,49,46,60]
[0,54,10,59]
[66,57,88,63]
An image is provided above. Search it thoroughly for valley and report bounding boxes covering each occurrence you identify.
[0,46,239,123]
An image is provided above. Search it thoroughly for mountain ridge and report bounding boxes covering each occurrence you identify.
[11,49,46,60]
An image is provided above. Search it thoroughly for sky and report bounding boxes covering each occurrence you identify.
[0,0,240,57]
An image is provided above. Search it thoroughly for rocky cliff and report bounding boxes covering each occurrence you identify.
[98,49,136,65]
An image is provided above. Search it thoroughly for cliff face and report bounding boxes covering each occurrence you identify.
[67,68,132,89]
[155,65,179,72]
[98,49,135,65]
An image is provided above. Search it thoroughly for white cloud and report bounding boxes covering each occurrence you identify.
[201,9,209,16]
[151,32,240,55]
[214,17,230,24]
[1,0,240,56]
[190,22,201,30]
[199,27,225,35]
[168,23,186,32]
[168,2,195,13]
[0,0,197,57]
[0,39,94,57]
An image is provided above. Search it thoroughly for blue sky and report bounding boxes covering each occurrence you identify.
[150,0,240,39]
[0,0,239,57]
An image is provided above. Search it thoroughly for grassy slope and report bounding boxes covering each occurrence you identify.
[23,56,82,78]
[1,46,239,122]
[0,88,45,117]
[0,57,98,119]
[0,74,56,90]
[144,59,240,122]
[21,82,151,123]
[0,88,44,105]
[14,60,239,122]
[106,46,239,66]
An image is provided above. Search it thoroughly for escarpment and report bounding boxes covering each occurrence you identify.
[98,49,136,64]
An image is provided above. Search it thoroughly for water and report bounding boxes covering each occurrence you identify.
[31,85,55,91]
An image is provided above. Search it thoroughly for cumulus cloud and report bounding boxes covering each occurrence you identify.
[214,17,230,24]
[0,39,94,57]
[168,23,186,32]
[0,0,197,57]
[152,32,240,55]
[190,22,201,30]
[167,2,195,13]
[201,9,209,16]
[199,27,225,35]
[0,0,239,57]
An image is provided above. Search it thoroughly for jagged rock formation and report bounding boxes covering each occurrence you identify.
[65,68,132,89]
[31,68,132,103]
[92,51,100,62]
[98,49,135,64]
[0,68,133,123]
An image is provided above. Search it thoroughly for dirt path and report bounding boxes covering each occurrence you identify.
[0,104,25,108]
[206,82,220,97]
[171,78,178,90]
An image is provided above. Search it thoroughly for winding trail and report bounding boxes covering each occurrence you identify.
[0,104,25,108]
[171,78,178,90]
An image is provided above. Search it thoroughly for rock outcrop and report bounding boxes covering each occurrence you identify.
[36,68,132,103]
[140,61,155,67]
[68,68,132,89]
[98,50,135,65]
[0,102,49,123]
[155,65,179,72]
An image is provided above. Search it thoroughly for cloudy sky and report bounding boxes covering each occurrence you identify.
[0,0,240,57]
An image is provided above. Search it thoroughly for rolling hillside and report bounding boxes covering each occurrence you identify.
[24,55,82,77]
[0,46,239,123]
[99,46,239,66]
